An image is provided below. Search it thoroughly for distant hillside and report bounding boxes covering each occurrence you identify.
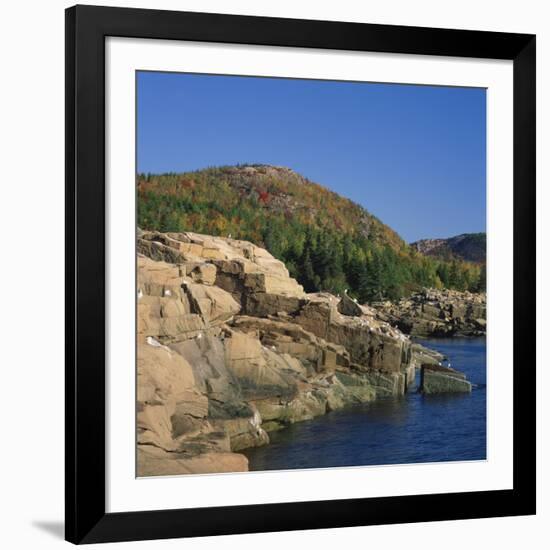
[139,164,405,249]
[411,233,486,263]
[138,164,485,301]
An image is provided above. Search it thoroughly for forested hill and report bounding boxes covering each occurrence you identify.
[410,233,486,263]
[137,164,485,301]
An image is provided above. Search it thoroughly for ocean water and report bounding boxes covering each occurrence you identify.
[243,337,486,472]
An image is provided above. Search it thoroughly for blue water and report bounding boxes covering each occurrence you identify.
[243,337,486,471]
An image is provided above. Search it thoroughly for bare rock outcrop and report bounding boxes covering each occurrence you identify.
[420,364,472,394]
[136,230,466,476]
[337,292,364,317]
[374,288,486,338]
[294,293,413,395]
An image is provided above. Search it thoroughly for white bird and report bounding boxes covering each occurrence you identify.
[228,233,232,239]
[146,336,160,347]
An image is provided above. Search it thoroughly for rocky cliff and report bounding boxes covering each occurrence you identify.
[374,288,486,338]
[136,230,425,477]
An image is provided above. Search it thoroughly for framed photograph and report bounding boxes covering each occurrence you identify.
[65,5,536,544]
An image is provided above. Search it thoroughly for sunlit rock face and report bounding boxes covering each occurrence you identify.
[135,230,427,476]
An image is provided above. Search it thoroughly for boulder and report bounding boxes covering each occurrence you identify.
[373,288,486,338]
[337,292,364,317]
[420,364,472,394]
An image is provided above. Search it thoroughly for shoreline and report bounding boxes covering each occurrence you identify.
[136,230,485,477]
[243,336,486,473]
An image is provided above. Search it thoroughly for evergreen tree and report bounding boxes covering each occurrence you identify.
[448,261,459,288]
[358,252,383,302]
[437,263,450,287]
[300,248,318,292]
[476,264,487,292]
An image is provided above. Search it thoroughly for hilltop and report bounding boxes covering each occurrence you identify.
[411,233,486,263]
[138,164,404,248]
[138,165,485,301]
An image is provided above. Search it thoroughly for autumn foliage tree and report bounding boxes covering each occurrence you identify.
[137,165,485,302]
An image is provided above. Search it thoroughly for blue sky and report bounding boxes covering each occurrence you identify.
[137,71,486,243]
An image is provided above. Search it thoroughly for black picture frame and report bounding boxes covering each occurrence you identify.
[65,4,536,544]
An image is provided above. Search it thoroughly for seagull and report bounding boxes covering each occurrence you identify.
[146,336,160,347]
